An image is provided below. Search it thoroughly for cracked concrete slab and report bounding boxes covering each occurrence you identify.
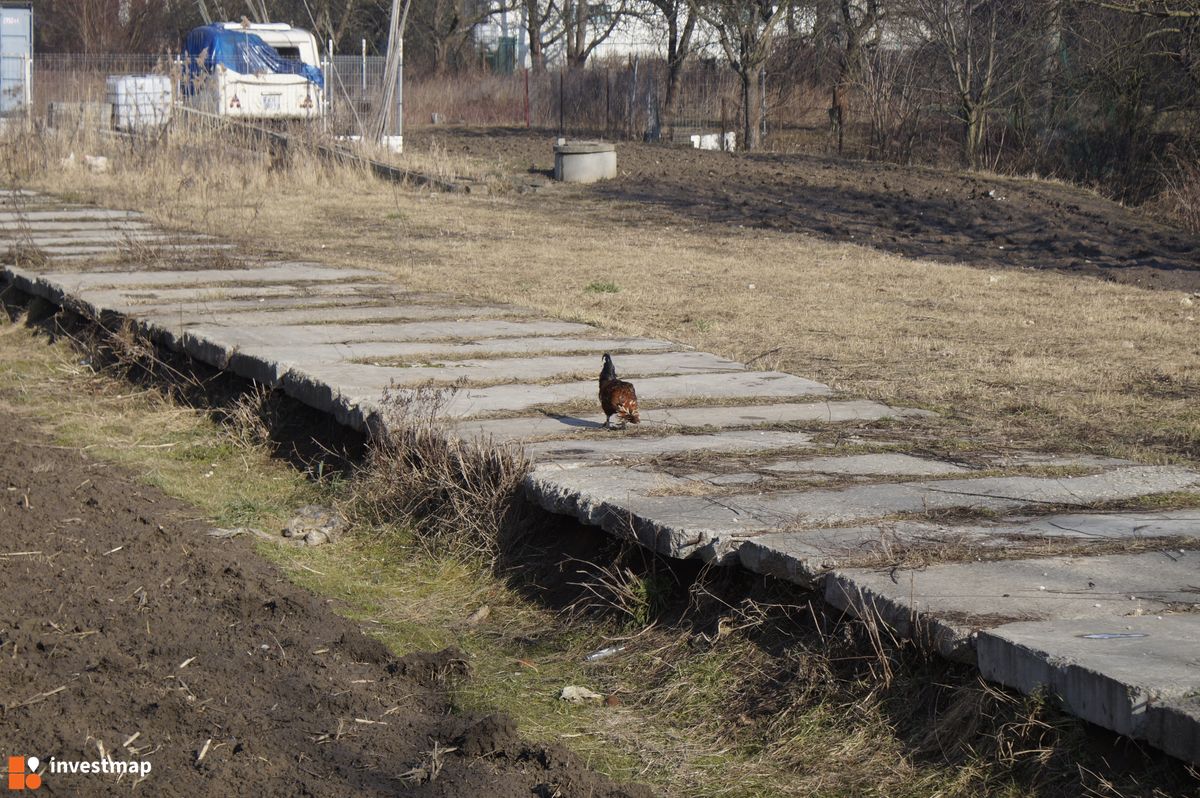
[759,452,968,476]
[139,303,529,328]
[174,319,598,355]
[3,233,174,247]
[737,509,1200,585]
[826,549,1200,661]
[977,614,1200,763]
[526,430,815,465]
[450,400,931,442]
[0,220,154,233]
[525,464,1199,561]
[1,268,397,315]
[439,371,833,417]
[38,265,380,290]
[0,209,143,222]
[12,243,235,260]
[285,350,742,386]
[224,338,682,381]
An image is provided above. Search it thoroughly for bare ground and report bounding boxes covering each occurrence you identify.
[0,416,651,798]
[409,126,1200,292]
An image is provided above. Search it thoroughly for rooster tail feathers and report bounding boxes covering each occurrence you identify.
[616,395,639,424]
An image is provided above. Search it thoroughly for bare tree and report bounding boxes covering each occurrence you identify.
[561,0,629,67]
[693,0,788,149]
[1076,0,1200,86]
[644,0,699,121]
[912,0,1055,167]
[410,0,510,72]
[855,36,925,161]
[35,0,179,52]
[524,0,553,69]
[826,0,883,153]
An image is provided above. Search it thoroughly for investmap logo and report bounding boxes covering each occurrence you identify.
[5,754,152,790]
[5,757,41,791]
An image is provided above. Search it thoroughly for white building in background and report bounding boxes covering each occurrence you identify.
[473,3,670,70]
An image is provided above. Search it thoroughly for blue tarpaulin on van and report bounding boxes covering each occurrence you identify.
[183,25,323,89]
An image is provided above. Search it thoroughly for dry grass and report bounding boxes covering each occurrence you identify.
[13,125,1197,471]
[4,307,1197,797]
[347,383,532,565]
[1148,150,1200,234]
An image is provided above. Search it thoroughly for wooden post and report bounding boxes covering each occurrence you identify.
[524,68,530,128]
[558,69,565,137]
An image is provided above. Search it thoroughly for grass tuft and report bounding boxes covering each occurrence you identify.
[585,280,621,294]
[346,382,533,566]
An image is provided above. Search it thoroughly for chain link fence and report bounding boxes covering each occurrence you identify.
[30,52,815,149]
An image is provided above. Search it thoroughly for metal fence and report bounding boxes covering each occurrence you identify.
[30,53,388,136]
[28,52,812,147]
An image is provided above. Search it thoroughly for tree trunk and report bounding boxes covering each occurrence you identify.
[962,99,984,168]
[664,16,681,115]
[433,38,449,74]
[525,0,544,71]
[829,82,848,154]
[741,69,762,150]
[663,11,694,125]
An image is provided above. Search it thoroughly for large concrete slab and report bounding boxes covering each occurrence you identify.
[527,464,1200,561]
[526,430,815,466]
[737,509,1200,585]
[759,452,968,476]
[440,371,833,417]
[37,265,380,290]
[224,338,683,382]
[451,400,932,442]
[14,243,233,259]
[826,549,1200,660]
[56,282,398,309]
[0,220,154,233]
[4,233,174,247]
[0,209,143,222]
[121,294,430,315]
[174,319,598,356]
[721,466,1200,529]
[977,614,1200,762]
[275,351,741,386]
[140,303,529,327]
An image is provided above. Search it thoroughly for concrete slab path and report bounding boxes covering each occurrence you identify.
[3,190,1198,764]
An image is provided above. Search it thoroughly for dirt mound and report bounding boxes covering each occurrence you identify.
[0,418,652,797]
[454,713,522,757]
[391,648,471,686]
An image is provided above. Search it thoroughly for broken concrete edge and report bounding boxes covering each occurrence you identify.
[822,570,979,662]
[975,617,1200,764]
[2,265,381,434]
[976,624,1142,736]
[522,469,713,559]
[1145,699,1200,765]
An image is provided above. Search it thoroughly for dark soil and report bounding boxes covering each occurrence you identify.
[409,126,1200,293]
[0,417,652,798]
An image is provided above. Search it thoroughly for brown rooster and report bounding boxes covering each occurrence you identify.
[599,353,640,429]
